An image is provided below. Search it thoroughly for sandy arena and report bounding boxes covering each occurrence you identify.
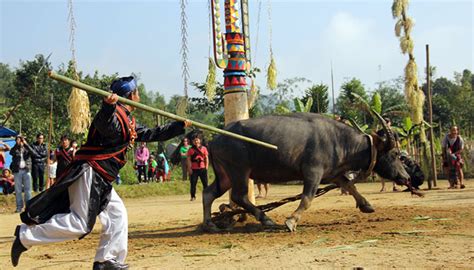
[1,180,473,269]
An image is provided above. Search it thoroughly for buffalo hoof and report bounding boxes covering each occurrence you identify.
[358,203,375,213]
[260,216,276,227]
[201,221,221,233]
[285,218,297,232]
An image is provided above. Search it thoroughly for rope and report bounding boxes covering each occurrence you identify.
[211,184,339,224]
[267,0,273,56]
[180,0,190,97]
[253,0,262,65]
[67,0,77,71]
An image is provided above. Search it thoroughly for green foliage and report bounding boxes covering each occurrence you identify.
[303,83,329,113]
[336,78,369,123]
[371,92,382,114]
[293,97,313,113]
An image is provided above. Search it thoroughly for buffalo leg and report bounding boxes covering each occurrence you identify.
[202,161,233,232]
[230,170,275,226]
[338,176,374,213]
[285,169,321,232]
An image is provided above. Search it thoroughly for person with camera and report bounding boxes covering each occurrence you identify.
[10,135,34,213]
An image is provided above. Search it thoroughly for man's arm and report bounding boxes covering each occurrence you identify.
[0,141,10,151]
[135,122,186,142]
[22,139,40,159]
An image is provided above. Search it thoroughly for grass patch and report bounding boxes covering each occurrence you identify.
[115,181,194,198]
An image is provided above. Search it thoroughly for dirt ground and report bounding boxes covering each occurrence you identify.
[0,180,473,269]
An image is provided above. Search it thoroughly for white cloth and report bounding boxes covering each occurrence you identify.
[441,134,464,149]
[19,151,26,169]
[48,162,57,178]
[19,165,128,263]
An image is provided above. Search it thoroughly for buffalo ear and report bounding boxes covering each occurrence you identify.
[371,133,386,152]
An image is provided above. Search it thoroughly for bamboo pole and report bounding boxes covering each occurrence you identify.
[48,71,278,151]
[426,44,437,188]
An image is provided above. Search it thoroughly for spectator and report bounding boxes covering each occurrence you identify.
[377,118,401,192]
[147,154,157,182]
[10,135,33,213]
[0,140,11,170]
[179,138,191,180]
[442,126,465,189]
[46,152,57,189]
[55,134,74,178]
[30,133,47,192]
[135,142,149,183]
[187,134,209,201]
[156,152,170,182]
[70,140,79,158]
[1,168,15,195]
[255,181,270,199]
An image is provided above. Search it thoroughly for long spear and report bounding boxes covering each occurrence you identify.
[48,71,278,150]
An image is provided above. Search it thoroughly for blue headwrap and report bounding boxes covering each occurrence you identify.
[110,76,137,97]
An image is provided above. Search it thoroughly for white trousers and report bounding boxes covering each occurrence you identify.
[19,166,128,263]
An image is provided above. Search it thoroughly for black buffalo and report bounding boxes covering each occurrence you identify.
[202,113,413,232]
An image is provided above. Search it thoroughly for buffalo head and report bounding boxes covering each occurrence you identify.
[371,111,410,186]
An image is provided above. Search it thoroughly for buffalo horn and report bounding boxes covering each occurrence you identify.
[372,110,396,150]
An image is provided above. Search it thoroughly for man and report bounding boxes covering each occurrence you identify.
[179,138,191,180]
[54,134,74,179]
[30,133,47,192]
[11,76,191,269]
[442,126,465,189]
[377,118,401,192]
[10,136,33,213]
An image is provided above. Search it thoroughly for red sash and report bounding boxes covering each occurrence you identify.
[75,105,136,181]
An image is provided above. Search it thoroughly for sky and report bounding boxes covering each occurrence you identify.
[1,0,473,101]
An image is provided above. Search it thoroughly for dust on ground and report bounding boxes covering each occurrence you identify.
[0,180,473,269]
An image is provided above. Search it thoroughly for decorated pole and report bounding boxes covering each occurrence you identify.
[211,0,255,204]
[48,71,277,150]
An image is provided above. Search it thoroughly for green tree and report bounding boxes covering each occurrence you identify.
[336,78,369,123]
[303,83,329,113]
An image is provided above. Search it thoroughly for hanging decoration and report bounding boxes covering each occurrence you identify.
[178,0,189,116]
[266,0,277,90]
[392,0,425,141]
[205,57,217,100]
[204,0,217,100]
[67,0,90,134]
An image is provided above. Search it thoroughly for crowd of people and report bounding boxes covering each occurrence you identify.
[0,133,77,213]
[134,142,171,183]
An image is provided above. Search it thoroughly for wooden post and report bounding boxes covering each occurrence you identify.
[426,44,437,188]
[46,95,53,189]
[331,61,336,118]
